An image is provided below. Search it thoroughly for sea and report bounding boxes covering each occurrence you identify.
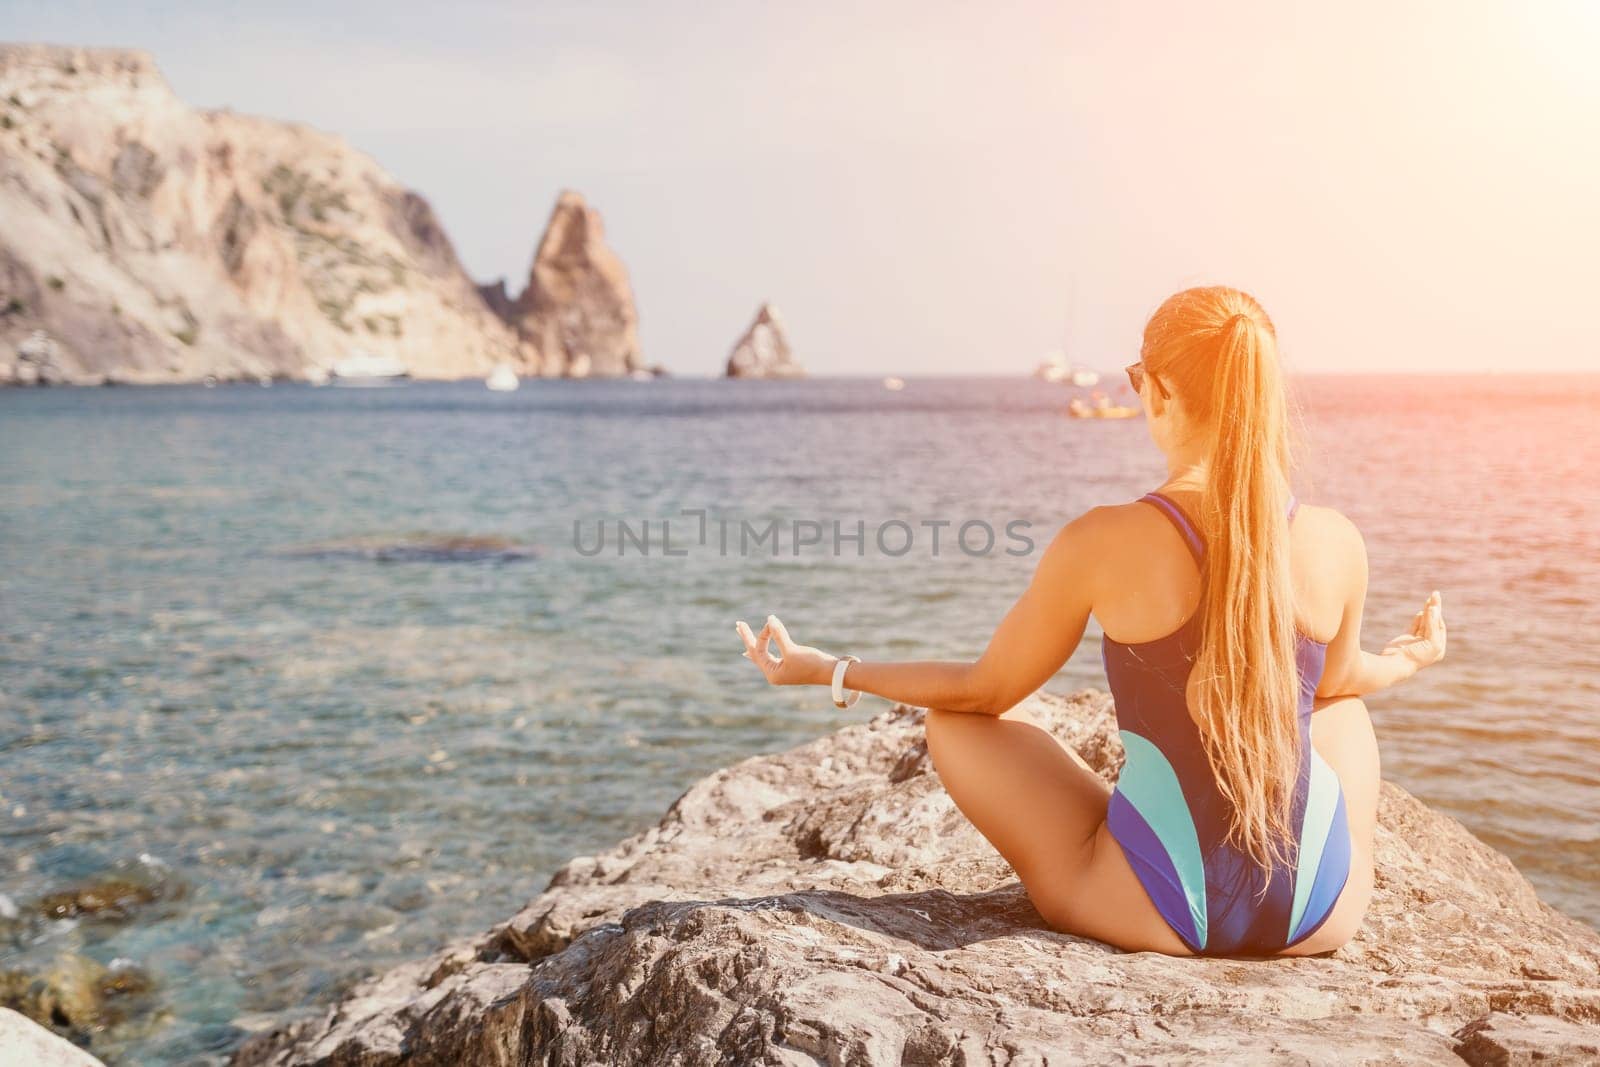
[2,374,1596,1065]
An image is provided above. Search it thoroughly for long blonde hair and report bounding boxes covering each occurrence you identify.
[1141,285,1300,881]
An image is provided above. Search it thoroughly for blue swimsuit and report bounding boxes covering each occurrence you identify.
[1101,492,1352,956]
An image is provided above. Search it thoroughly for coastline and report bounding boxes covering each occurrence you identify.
[232,691,1600,1066]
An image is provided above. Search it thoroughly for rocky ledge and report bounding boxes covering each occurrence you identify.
[233,692,1600,1065]
[0,1008,106,1066]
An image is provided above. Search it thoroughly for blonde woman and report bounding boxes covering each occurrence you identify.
[735,285,1447,956]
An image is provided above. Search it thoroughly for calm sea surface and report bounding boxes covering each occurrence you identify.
[2,375,1597,1064]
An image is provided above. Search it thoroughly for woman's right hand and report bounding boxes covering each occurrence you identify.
[1381,590,1447,674]
[735,615,839,687]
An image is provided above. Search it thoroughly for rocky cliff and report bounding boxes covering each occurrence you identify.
[725,302,804,378]
[0,44,533,385]
[232,691,1600,1066]
[0,45,655,385]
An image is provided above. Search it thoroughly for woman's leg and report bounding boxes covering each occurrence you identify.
[1277,695,1380,956]
[924,704,1195,954]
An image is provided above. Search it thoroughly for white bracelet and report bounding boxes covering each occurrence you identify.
[831,655,861,709]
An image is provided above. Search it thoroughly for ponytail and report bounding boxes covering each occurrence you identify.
[1142,289,1301,888]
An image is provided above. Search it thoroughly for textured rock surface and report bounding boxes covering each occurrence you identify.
[492,191,643,379]
[725,303,803,378]
[0,44,527,384]
[232,691,1600,1065]
[0,1007,107,1066]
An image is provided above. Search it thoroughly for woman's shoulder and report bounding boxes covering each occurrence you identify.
[1294,502,1363,544]
[1292,502,1368,576]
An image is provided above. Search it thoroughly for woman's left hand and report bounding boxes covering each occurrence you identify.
[735,615,837,686]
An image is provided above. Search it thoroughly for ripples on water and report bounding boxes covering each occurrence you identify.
[1,375,1596,1064]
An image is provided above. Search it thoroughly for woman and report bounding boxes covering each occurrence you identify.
[734,285,1447,957]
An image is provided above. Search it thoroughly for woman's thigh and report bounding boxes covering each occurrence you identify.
[1278,694,1380,955]
[923,705,1195,955]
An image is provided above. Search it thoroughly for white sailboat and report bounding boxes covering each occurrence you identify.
[1034,350,1071,383]
[1040,278,1101,387]
[486,363,520,392]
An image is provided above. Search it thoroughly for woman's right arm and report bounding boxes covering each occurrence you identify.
[1316,515,1447,699]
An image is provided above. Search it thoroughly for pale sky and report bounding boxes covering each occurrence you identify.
[7,1,1599,375]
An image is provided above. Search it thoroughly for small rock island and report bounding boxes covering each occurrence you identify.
[477,190,660,379]
[725,303,805,379]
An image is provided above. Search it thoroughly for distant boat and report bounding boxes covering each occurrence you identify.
[331,352,409,386]
[1034,351,1071,383]
[1035,352,1103,388]
[1068,395,1140,420]
[882,376,905,391]
[486,363,520,392]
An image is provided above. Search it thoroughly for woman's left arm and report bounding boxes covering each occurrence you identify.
[735,511,1102,715]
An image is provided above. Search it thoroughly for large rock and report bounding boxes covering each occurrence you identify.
[495,191,643,379]
[0,1007,107,1066]
[231,692,1600,1066]
[0,44,529,385]
[725,302,804,378]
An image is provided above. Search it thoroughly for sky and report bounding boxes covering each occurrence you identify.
[5,0,1599,375]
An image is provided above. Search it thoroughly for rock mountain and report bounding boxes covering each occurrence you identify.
[480,191,650,379]
[0,44,644,385]
[233,691,1600,1066]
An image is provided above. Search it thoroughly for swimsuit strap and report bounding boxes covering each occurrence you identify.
[1140,492,1206,566]
[1141,491,1301,567]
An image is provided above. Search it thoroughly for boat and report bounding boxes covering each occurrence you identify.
[1068,395,1140,420]
[1034,351,1103,387]
[486,363,520,392]
[331,352,409,386]
[1040,288,1101,386]
[882,376,905,391]
[1034,351,1071,383]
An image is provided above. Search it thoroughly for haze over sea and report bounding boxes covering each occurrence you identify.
[2,373,1597,1065]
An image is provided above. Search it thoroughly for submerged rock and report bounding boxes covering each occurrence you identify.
[725,302,804,379]
[232,691,1600,1066]
[274,534,540,564]
[34,877,168,922]
[0,954,156,1054]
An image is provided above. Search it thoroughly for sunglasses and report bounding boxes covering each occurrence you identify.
[1124,361,1169,399]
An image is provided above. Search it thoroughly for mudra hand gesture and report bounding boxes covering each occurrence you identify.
[735,615,837,687]
[1382,590,1447,673]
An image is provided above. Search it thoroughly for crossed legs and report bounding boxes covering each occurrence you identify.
[923,703,1197,955]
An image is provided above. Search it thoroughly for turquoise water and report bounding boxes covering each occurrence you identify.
[2,375,1597,1064]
